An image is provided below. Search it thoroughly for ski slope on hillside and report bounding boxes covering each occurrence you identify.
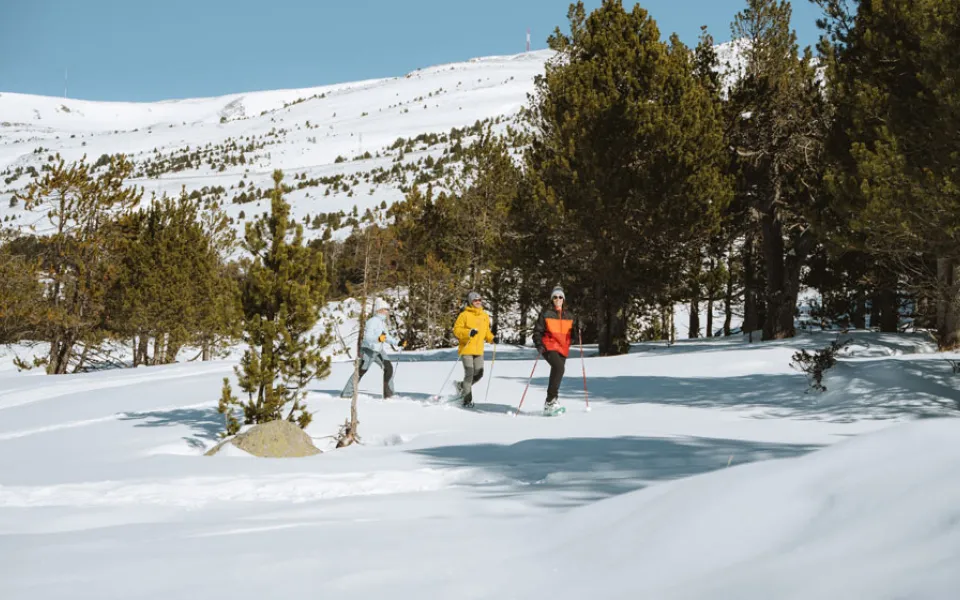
[1,331,959,599]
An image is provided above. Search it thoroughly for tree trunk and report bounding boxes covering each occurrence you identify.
[50,332,74,375]
[490,273,501,339]
[779,240,805,338]
[339,251,371,448]
[517,287,530,346]
[202,341,211,361]
[137,335,149,366]
[47,337,62,374]
[851,293,867,329]
[688,298,700,339]
[670,304,676,344]
[706,297,714,338]
[936,257,960,349]
[877,288,899,333]
[876,269,899,333]
[743,231,759,341]
[724,249,734,336]
[73,343,90,373]
[761,205,791,341]
[660,305,669,342]
[596,294,629,356]
[166,340,181,364]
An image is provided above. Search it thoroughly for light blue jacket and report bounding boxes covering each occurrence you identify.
[362,314,399,355]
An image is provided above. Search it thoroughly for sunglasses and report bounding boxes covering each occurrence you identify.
[472,298,483,302]
[552,295,564,300]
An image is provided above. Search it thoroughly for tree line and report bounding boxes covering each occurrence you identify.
[319,0,960,353]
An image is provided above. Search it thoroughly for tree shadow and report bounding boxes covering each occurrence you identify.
[625,330,936,358]
[309,388,445,404]
[509,357,960,423]
[118,407,224,448]
[413,435,818,508]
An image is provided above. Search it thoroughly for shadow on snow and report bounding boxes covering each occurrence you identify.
[118,407,224,449]
[508,359,960,423]
[413,435,818,508]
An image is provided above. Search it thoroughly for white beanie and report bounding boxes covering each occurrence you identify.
[550,286,565,299]
[373,298,390,313]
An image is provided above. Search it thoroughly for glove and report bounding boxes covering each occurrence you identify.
[493,335,500,344]
[378,333,386,343]
[399,339,408,348]
[469,329,478,337]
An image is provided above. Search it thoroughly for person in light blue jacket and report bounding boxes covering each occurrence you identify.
[340,298,405,398]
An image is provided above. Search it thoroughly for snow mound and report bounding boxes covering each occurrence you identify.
[511,417,960,599]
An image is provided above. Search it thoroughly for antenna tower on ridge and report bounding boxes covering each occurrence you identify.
[526,28,531,52]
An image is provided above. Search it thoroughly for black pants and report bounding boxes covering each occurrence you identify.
[544,350,566,402]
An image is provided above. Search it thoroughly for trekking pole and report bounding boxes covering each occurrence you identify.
[515,352,541,416]
[391,345,401,380]
[430,358,460,402]
[579,328,590,412]
[483,342,497,404]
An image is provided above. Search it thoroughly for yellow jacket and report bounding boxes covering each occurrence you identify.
[453,306,494,356]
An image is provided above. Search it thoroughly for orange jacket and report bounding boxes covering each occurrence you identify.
[533,306,578,357]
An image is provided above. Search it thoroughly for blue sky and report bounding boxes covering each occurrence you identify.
[1,0,826,102]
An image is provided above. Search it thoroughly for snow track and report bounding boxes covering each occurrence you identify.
[0,468,480,508]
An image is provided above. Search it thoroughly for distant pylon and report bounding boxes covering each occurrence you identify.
[526,28,531,52]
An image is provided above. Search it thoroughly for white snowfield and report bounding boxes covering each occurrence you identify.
[0,49,555,241]
[1,330,959,599]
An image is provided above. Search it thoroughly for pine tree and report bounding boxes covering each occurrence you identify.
[442,132,520,328]
[817,0,960,346]
[389,184,460,349]
[524,0,732,354]
[218,170,332,435]
[728,0,826,340]
[0,237,44,344]
[14,155,141,374]
[111,190,240,366]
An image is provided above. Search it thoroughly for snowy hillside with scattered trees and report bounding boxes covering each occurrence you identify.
[2,0,960,597]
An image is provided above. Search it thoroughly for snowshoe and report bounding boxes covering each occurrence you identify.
[543,401,566,417]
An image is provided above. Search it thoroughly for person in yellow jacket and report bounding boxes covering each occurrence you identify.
[452,291,498,407]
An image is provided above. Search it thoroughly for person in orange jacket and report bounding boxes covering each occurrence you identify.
[532,286,580,413]
[452,291,498,407]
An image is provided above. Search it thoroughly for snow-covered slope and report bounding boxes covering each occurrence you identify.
[0,50,554,238]
[1,331,958,598]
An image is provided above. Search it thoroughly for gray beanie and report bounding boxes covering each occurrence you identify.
[550,286,565,299]
[467,291,482,303]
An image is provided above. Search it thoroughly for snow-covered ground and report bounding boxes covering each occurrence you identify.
[2,330,959,599]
